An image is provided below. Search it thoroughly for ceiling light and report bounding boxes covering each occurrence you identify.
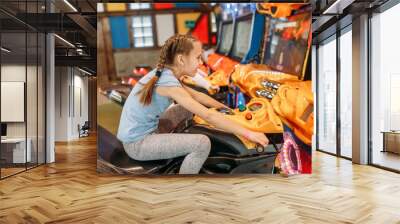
[323,0,355,15]
[1,47,11,53]
[54,34,75,48]
[78,67,93,76]
[63,0,78,12]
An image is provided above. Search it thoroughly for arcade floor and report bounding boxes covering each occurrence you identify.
[0,135,400,223]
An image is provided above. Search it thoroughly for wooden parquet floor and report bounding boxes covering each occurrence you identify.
[1,135,400,224]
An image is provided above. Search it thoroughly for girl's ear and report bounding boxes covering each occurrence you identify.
[176,54,185,66]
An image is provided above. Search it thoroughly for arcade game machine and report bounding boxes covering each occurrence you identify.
[99,65,151,106]
[175,7,296,174]
[230,3,313,174]
[180,18,237,99]
[204,19,237,88]
[226,11,266,108]
[183,10,267,107]
[207,11,265,91]
[99,83,134,106]
[231,4,311,100]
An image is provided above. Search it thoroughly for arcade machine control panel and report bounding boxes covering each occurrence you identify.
[193,97,283,150]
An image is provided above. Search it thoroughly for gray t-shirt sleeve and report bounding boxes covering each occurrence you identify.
[155,70,182,87]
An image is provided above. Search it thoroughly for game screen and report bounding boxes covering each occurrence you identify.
[263,12,311,78]
[230,18,252,60]
[217,22,234,54]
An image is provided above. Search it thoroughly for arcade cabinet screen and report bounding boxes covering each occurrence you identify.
[263,12,311,78]
[218,23,234,54]
[231,19,252,60]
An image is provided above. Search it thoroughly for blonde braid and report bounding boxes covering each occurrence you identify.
[155,40,170,77]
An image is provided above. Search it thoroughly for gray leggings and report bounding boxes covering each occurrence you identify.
[123,104,211,174]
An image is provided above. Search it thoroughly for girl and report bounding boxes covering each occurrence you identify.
[117,34,269,174]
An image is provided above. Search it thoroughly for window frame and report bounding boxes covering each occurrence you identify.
[128,15,157,49]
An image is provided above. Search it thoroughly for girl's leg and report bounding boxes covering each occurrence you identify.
[123,133,211,174]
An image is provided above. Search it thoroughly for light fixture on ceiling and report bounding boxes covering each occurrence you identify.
[322,0,355,15]
[63,0,78,12]
[78,67,93,76]
[1,47,11,53]
[54,34,75,48]
[76,48,84,55]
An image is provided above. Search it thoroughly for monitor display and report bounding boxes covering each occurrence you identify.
[217,22,234,55]
[263,12,311,79]
[230,18,252,60]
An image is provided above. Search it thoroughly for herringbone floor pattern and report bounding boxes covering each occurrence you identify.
[1,135,400,224]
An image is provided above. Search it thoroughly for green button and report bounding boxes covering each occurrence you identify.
[238,105,246,112]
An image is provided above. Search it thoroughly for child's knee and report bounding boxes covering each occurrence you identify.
[197,135,211,154]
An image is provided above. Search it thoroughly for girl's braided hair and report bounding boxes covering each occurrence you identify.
[136,34,197,105]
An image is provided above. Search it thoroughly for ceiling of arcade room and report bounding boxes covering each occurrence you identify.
[311,0,391,42]
[0,0,99,75]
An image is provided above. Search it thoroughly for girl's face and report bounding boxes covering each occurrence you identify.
[179,41,203,77]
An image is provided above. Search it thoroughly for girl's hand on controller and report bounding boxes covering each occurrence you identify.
[244,131,269,147]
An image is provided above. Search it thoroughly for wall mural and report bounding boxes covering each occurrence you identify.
[97,3,313,175]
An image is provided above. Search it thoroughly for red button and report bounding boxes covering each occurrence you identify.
[245,113,252,120]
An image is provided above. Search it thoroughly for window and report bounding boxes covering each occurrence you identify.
[317,35,337,154]
[370,3,400,171]
[131,16,154,48]
[339,27,352,158]
[129,3,151,10]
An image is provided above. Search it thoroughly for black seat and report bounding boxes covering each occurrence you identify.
[184,125,255,156]
[98,126,171,174]
[109,148,170,169]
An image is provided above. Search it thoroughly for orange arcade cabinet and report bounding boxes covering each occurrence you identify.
[231,4,312,100]
[205,19,238,88]
[207,11,266,88]
[229,4,313,175]
[261,5,313,175]
[180,19,236,99]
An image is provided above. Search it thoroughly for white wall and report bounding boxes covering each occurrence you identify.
[55,66,69,141]
[155,14,175,47]
[1,65,33,138]
[72,72,89,138]
[54,67,89,141]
